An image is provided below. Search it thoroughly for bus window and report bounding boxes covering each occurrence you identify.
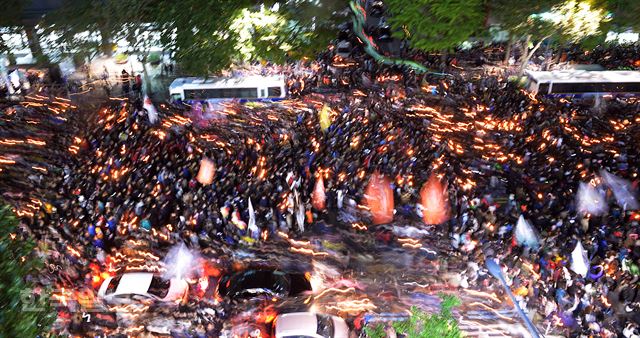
[184,88,258,100]
[551,82,640,94]
[268,87,282,97]
[260,89,266,98]
[538,83,550,95]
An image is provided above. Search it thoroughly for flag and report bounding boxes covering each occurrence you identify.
[295,190,305,232]
[143,94,158,124]
[600,170,639,210]
[248,198,258,239]
[220,205,230,219]
[319,104,332,131]
[231,210,246,230]
[576,182,608,215]
[514,215,539,249]
[363,172,394,224]
[570,241,589,277]
[420,174,450,224]
[312,176,326,211]
[196,158,215,185]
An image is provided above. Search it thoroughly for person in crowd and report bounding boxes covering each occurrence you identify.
[121,69,130,95]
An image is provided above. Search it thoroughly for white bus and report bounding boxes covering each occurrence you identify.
[525,70,640,96]
[169,75,286,102]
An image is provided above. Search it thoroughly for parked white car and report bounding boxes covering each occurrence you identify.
[98,272,188,305]
[274,312,349,338]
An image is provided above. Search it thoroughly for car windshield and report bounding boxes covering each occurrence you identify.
[230,270,289,298]
[147,276,170,298]
[316,314,335,338]
[105,276,122,295]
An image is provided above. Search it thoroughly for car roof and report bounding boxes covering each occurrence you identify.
[113,272,154,296]
[275,312,318,336]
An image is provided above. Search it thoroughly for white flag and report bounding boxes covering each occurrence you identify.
[570,241,589,277]
[143,94,158,124]
[294,190,305,232]
[248,198,258,238]
[514,215,539,249]
[600,170,638,210]
[576,182,608,215]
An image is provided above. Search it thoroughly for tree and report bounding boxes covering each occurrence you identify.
[39,0,345,76]
[0,0,26,56]
[40,0,137,62]
[277,0,346,60]
[384,0,485,53]
[503,0,610,74]
[606,0,640,33]
[487,0,561,64]
[0,204,56,337]
[0,0,52,64]
[364,293,462,338]
[153,0,250,76]
[41,0,164,56]
[156,0,344,75]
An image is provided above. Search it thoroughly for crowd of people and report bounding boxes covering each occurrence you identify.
[2,34,640,337]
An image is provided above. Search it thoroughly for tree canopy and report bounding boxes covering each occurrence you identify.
[383,0,628,55]
[37,0,344,75]
[4,0,640,74]
[385,0,485,52]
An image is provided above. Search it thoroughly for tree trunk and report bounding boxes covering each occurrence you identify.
[24,25,48,64]
[0,55,9,89]
[503,37,513,65]
[99,26,113,57]
[553,46,562,65]
[519,35,530,66]
[439,49,448,71]
[142,55,151,95]
[518,34,551,76]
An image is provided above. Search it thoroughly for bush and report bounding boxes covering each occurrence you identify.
[114,53,128,64]
[364,293,462,338]
[0,205,56,337]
